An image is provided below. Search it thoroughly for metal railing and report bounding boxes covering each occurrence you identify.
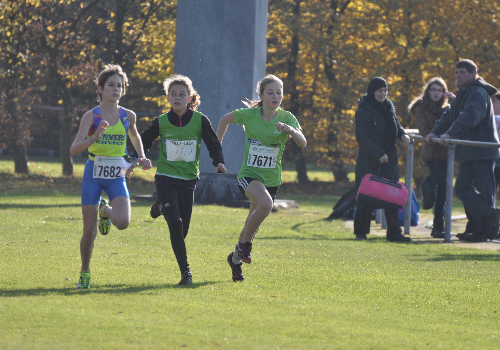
[403,134,500,242]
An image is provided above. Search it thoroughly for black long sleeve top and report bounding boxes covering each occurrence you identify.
[134,108,225,190]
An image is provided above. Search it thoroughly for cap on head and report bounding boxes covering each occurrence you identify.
[367,77,388,96]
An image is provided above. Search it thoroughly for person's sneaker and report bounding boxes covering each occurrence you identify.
[150,199,162,219]
[355,234,367,240]
[456,231,471,241]
[430,230,445,239]
[227,252,244,282]
[386,232,411,242]
[235,241,252,264]
[463,231,488,242]
[77,273,91,289]
[98,199,111,235]
[431,217,445,238]
[178,271,192,285]
[486,209,500,240]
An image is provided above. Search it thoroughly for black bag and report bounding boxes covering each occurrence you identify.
[420,174,437,210]
[325,187,357,220]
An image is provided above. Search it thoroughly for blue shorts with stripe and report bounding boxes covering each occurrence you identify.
[81,159,129,206]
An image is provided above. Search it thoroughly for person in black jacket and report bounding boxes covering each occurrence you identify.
[354,77,411,242]
[426,60,500,242]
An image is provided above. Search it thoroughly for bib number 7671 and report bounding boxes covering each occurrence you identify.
[246,145,278,169]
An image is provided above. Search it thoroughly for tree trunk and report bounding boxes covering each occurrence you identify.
[287,0,309,184]
[60,112,74,176]
[13,144,29,174]
[330,161,348,183]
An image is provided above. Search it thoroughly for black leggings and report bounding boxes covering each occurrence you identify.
[156,183,194,274]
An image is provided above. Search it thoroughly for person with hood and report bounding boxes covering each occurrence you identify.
[354,77,411,242]
[426,59,500,242]
[409,77,450,238]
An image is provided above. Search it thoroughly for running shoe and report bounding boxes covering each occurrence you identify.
[178,270,192,285]
[150,199,162,219]
[227,252,244,282]
[98,199,111,235]
[77,273,91,289]
[235,241,252,264]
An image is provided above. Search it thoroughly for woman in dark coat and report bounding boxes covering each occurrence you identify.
[409,77,450,238]
[354,77,411,242]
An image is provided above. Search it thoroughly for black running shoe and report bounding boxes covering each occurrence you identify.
[150,200,162,219]
[227,252,244,282]
[235,241,252,264]
[178,271,192,285]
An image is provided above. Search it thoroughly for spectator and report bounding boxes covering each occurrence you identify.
[409,77,450,238]
[426,59,500,242]
[354,77,411,242]
[491,92,500,191]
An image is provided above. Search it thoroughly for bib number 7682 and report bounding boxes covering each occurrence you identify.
[93,156,128,179]
[95,165,122,178]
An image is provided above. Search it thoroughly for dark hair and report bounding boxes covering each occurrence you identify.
[408,77,448,113]
[163,74,200,111]
[456,59,477,74]
[95,64,129,103]
[242,74,283,108]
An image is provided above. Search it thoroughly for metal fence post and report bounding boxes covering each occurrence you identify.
[444,144,455,243]
[404,140,414,234]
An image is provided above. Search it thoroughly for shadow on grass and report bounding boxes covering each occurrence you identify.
[0,281,219,297]
[0,202,155,210]
[0,203,80,210]
[408,252,500,262]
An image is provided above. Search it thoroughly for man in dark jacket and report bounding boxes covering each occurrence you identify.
[426,59,500,241]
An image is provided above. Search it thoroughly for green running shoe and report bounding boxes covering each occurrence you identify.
[98,199,111,235]
[77,273,91,289]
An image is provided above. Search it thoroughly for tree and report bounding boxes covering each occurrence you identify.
[0,1,41,174]
[267,0,500,184]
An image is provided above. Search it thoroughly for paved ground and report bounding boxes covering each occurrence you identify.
[344,214,500,252]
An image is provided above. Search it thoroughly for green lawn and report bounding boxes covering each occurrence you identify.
[1,158,500,349]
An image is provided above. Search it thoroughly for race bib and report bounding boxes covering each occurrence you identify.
[165,139,197,162]
[247,145,279,169]
[93,156,129,179]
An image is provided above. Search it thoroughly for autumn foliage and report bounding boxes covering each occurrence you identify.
[2,0,500,181]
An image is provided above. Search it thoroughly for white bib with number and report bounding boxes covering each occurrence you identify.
[93,156,129,179]
[165,139,197,162]
[247,145,279,169]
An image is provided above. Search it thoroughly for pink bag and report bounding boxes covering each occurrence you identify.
[356,169,408,210]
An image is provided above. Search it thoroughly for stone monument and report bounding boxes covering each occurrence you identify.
[174,0,269,205]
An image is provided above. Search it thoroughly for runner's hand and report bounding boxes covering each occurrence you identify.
[275,122,294,134]
[215,163,227,173]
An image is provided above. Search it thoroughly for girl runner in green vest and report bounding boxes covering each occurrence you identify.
[70,64,152,289]
[131,74,226,285]
[216,74,307,281]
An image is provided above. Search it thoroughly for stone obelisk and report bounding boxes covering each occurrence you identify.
[174,0,269,205]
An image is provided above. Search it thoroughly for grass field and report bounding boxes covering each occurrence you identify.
[1,158,500,349]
